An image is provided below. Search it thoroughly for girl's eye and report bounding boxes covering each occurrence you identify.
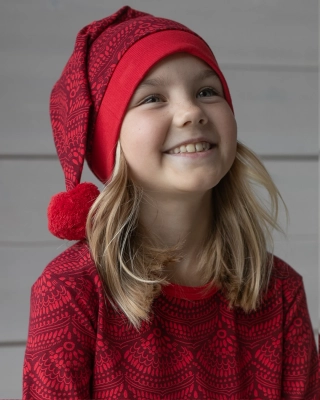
[141,95,162,104]
[197,87,219,98]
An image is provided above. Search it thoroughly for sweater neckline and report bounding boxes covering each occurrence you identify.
[162,282,219,300]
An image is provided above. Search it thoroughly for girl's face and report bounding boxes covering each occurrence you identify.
[119,53,237,196]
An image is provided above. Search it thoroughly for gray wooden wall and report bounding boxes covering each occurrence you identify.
[1,0,318,397]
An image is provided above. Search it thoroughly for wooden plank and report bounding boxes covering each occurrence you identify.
[0,246,66,342]
[225,69,318,156]
[1,67,317,155]
[0,0,317,155]
[0,346,25,399]
[0,0,317,65]
[0,159,317,243]
[0,160,101,243]
[264,160,318,236]
[0,239,317,343]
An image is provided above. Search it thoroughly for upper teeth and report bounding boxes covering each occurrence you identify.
[169,142,211,154]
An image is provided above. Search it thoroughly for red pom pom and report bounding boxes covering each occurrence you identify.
[48,182,100,240]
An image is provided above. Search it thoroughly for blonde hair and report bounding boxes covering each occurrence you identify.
[87,141,286,328]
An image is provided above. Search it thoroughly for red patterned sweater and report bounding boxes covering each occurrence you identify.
[23,241,319,399]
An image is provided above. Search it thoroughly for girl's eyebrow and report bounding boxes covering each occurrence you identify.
[137,69,219,90]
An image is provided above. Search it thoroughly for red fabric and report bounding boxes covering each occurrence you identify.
[49,6,146,191]
[93,30,233,182]
[23,242,319,399]
[47,182,99,240]
[162,281,219,300]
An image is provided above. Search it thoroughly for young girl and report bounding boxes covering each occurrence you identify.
[23,6,319,400]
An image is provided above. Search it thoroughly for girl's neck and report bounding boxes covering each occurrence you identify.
[139,190,212,286]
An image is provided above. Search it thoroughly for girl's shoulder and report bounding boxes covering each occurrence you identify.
[42,240,96,277]
[32,240,101,300]
[269,254,307,309]
[29,241,103,324]
[271,254,303,282]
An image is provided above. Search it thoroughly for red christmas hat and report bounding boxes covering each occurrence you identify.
[48,5,233,240]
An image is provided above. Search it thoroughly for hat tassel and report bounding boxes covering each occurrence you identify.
[48,182,100,240]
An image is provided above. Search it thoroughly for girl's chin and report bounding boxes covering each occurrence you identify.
[169,177,221,194]
[129,171,223,195]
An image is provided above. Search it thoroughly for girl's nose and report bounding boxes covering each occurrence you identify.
[173,101,208,128]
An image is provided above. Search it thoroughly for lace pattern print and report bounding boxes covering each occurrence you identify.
[23,242,319,399]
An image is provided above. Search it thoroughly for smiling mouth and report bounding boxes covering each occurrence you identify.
[168,141,213,154]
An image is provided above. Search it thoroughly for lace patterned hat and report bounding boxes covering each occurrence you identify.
[48,5,233,240]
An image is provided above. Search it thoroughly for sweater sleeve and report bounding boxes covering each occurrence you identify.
[282,277,319,399]
[22,265,98,400]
